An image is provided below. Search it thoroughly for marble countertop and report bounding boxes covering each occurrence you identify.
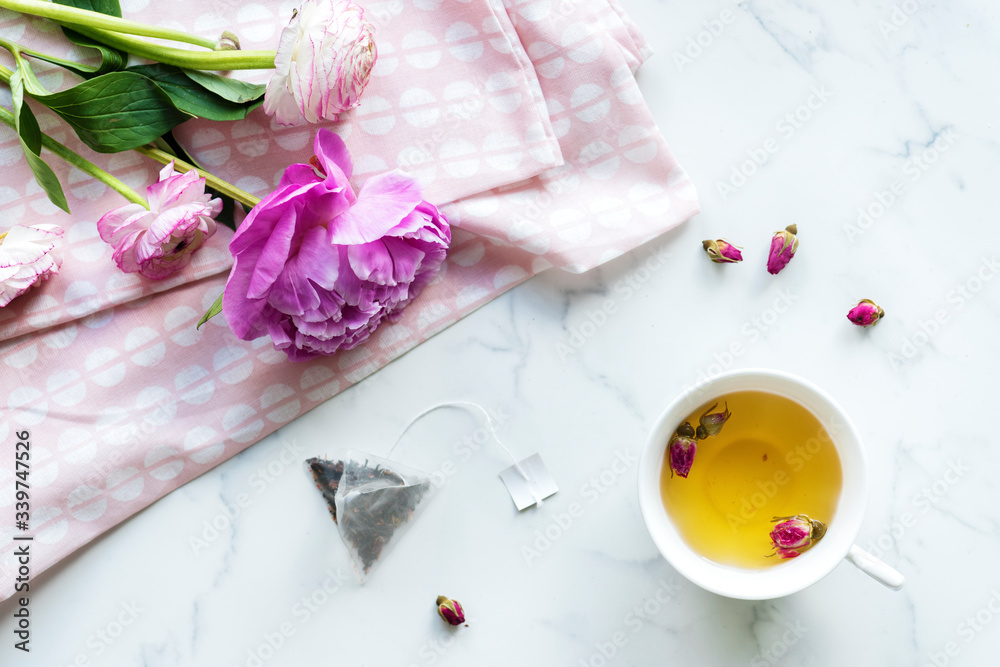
[4,0,999,664]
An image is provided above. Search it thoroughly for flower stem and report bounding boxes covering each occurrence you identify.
[0,103,150,208]
[0,0,217,49]
[134,145,260,210]
[69,24,275,70]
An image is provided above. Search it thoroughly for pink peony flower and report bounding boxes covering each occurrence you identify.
[847,299,884,327]
[97,163,221,280]
[769,514,826,559]
[0,223,64,307]
[436,596,465,626]
[766,224,799,275]
[223,128,450,361]
[264,0,377,127]
[702,238,743,263]
[667,433,697,478]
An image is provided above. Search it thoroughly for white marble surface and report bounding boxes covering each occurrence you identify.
[4,0,1000,664]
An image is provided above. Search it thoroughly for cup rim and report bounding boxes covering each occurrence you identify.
[637,368,869,599]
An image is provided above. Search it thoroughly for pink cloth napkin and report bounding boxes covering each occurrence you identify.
[0,0,698,598]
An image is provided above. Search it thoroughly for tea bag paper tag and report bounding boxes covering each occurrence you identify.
[499,454,558,510]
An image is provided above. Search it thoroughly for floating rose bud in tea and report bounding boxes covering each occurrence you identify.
[847,299,885,327]
[699,402,731,437]
[702,238,743,264]
[668,434,697,478]
[766,224,799,275]
[769,514,827,559]
[436,596,466,625]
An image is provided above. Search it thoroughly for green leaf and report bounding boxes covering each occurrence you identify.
[53,0,123,18]
[182,69,266,105]
[53,2,128,75]
[127,64,257,122]
[32,72,190,153]
[58,29,128,76]
[197,293,224,329]
[10,71,70,213]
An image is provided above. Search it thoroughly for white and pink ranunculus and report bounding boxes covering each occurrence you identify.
[98,162,221,280]
[0,223,64,307]
[264,0,377,127]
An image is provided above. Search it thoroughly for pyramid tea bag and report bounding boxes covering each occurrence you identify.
[306,402,557,580]
[309,451,432,580]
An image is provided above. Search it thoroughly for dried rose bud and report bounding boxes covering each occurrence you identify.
[766,224,799,275]
[436,596,465,625]
[847,299,885,327]
[699,402,731,437]
[702,238,743,264]
[668,434,697,478]
[769,514,827,559]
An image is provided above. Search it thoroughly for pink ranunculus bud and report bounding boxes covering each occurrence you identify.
[223,129,450,361]
[702,238,743,263]
[0,223,64,307]
[769,514,827,559]
[436,596,465,626]
[766,224,799,275]
[668,433,697,478]
[264,0,377,126]
[97,163,221,280]
[699,402,731,437]
[847,299,885,327]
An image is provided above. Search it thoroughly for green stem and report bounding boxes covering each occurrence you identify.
[134,145,260,210]
[70,24,275,70]
[0,0,217,49]
[0,104,149,208]
[18,44,98,73]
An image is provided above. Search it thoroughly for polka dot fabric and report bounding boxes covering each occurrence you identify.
[0,0,698,596]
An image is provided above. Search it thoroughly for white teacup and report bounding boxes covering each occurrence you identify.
[637,368,904,599]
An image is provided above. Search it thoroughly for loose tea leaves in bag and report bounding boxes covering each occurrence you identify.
[309,451,432,580]
[307,457,345,522]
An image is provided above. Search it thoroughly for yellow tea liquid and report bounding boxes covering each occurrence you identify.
[660,390,842,569]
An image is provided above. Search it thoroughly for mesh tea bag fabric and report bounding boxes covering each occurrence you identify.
[311,452,433,580]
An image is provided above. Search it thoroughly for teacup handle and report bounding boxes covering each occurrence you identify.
[845,545,905,590]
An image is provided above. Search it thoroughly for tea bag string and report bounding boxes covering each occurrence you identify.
[386,401,535,493]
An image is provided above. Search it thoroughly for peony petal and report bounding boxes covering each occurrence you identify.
[313,128,353,182]
[247,206,299,299]
[328,171,423,245]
